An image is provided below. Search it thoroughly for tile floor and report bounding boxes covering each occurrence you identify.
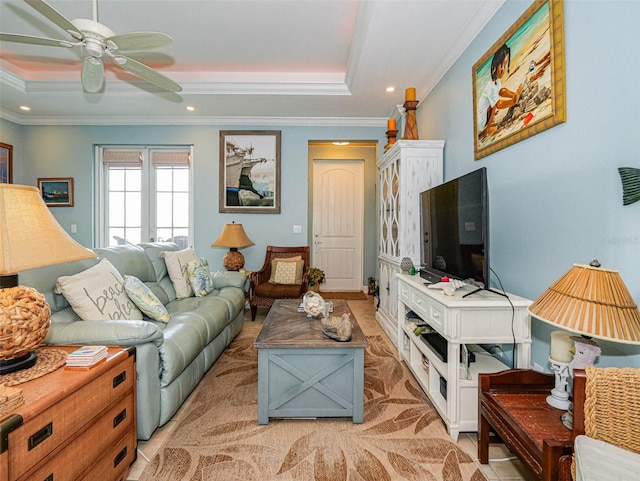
[127,298,537,481]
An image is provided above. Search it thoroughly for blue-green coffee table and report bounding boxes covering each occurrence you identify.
[254,299,369,424]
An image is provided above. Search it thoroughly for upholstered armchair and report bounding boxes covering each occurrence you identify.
[249,246,310,321]
[568,367,640,480]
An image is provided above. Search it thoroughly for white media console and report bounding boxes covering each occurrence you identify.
[396,273,532,441]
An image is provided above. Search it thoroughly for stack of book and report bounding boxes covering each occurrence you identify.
[65,346,108,368]
[0,385,24,416]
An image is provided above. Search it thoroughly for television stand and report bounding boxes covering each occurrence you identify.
[395,272,532,441]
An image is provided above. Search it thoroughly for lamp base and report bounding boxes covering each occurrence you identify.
[223,249,245,271]
[547,356,571,410]
[0,352,37,375]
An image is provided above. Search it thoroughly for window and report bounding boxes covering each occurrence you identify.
[96,146,192,248]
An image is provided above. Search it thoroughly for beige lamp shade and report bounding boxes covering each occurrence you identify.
[528,261,640,344]
[0,184,97,275]
[211,222,254,271]
[211,222,254,249]
[1,184,97,373]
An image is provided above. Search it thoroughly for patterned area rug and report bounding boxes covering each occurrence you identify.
[140,320,487,481]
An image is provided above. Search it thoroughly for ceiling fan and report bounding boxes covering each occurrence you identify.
[0,0,182,93]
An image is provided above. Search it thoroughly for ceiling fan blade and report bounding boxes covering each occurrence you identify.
[113,55,182,92]
[0,32,74,47]
[106,32,172,52]
[25,0,84,40]
[81,56,105,93]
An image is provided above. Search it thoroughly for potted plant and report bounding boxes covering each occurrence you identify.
[308,267,326,292]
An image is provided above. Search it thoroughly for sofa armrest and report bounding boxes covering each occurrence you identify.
[44,320,164,347]
[212,270,247,289]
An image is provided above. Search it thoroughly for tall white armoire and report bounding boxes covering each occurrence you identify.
[377,140,444,345]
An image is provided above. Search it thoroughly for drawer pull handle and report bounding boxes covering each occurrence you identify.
[28,422,53,451]
[113,409,127,428]
[44,475,53,481]
[113,371,127,388]
[114,446,127,467]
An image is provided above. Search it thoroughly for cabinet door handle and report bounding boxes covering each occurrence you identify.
[28,422,53,451]
[113,408,127,428]
[113,370,127,388]
[114,446,127,467]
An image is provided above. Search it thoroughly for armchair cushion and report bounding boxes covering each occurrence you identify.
[574,435,640,481]
[270,258,304,285]
[254,281,305,299]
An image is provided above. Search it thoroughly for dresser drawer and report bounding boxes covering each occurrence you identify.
[79,428,137,481]
[399,281,411,304]
[9,356,134,480]
[410,288,447,334]
[16,391,134,481]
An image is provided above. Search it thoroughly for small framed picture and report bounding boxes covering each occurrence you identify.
[38,177,74,207]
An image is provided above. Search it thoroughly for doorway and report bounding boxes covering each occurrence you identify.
[312,159,364,291]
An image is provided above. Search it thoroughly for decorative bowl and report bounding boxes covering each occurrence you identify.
[302,291,328,318]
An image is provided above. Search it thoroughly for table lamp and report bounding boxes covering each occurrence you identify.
[211,222,254,271]
[528,260,640,411]
[0,184,97,374]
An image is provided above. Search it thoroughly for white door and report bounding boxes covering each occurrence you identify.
[312,160,364,291]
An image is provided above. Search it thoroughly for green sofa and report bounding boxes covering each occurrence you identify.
[19,242,246,440]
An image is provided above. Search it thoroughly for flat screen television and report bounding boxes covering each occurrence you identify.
[419,167,490,291]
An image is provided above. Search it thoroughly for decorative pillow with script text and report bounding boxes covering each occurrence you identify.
[55,259,143,320]
[161,248,198,299]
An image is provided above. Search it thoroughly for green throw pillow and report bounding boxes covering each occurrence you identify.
[124,275,171,323]
[187,258,215,297]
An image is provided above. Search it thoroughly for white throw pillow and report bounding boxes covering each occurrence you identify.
[161,248,198,298]
[55,259,143,320]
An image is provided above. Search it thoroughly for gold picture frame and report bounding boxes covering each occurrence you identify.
[472,0,565,160]
[38,177,74,207]
[0,143,12,184]
[219,130,281,214]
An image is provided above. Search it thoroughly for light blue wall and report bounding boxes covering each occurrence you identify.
[0,119,386,283]
[417,0,640,369]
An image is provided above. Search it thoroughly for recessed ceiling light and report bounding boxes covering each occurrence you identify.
[332,141,350,146]
[19,105,31,111]
[385,86,395,93]
[186,106,195,111]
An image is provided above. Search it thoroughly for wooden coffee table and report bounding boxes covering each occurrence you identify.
[254,299,368,424]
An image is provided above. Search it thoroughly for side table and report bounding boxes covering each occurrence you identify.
[0,346,136,481]
[478,369,577,481]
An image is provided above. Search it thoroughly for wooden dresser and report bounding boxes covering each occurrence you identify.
[0,346,136,481]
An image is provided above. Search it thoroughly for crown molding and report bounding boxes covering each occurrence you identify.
[0,108,386,127]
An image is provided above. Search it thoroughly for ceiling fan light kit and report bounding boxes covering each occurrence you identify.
[0,0,181,93]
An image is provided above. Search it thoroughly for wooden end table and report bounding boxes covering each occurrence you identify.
[254,299,368,424]
[478,369,577,481]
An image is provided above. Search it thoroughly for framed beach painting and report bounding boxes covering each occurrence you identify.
[0,143,12,184]
[472,0,565,160]
[38,177,74,207]
[219,130,281,214]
